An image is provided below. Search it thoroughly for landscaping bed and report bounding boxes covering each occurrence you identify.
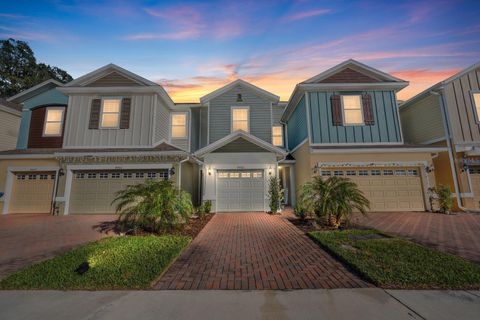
[0,235,190,290]
[308,229,480,289]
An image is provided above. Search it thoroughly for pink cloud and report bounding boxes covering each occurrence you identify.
[124,29,201,41]
[282,8,332,22]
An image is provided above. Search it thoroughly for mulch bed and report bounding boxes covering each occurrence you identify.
[287,217,350,233]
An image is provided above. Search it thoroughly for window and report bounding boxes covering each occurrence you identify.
[43,107,64,136]
[100,98,121,128]
[229,172,240,178]
[359,170,368,176]
[99,173,109,179]
[218,172,229,178]
[111,173,121,179]
[87,173,97,179]
[346,170,356,176]
[171,113,187,138]
[159,171,169,179]
[253,172,263,178]
[341,95,363,125]
[123,173,133,179]
[383,170,394,176]
[334,170,344,176]
[51,174,56,180]
[395,170,406,176]
[407,169,419,176]
[16,174,26,180]
[231,107,249,132]
[39,174,48,180]
[473,93,480,122]
[135,172,145,178]
[321,171,331,176]
[241,172,251,178]
[147,172,156,179]
[272,126,283,147]
[371,170,381,176]
[28,174,37,180]
[76,173,85,179]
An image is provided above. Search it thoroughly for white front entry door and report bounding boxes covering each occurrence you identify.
[216,170,265,212]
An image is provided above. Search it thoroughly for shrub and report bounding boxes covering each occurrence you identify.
[204,200,212,214]
[268,176,284,213]
[196,204,206,218]
[434,185,453,214]
[112,179,193,233]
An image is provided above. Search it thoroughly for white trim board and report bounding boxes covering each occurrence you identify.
[310,147,447,154]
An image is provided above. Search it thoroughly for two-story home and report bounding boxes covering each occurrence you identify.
[283,60,445,212]
[400,62,480,211]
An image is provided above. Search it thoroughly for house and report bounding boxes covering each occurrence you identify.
[399,62,480,211]
[0,98,21,151]
[283,60,445,212]
[0,60,447,215]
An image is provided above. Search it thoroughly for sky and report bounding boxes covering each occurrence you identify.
[1,0,479,102]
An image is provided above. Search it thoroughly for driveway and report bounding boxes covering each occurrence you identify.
[354,212,480,262]
[155,212,368,290]
[0,214,116,279]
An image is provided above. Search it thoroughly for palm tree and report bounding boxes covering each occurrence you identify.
[112,179,193,233]
[301,176,370,228]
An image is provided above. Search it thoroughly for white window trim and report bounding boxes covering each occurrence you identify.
[471,91,480,124]
[272,125,284,147]
[99,97,122,129]
[231,106,250,133]
[341,94,364,126]
[170,112,188,139]
[42,107,65,137]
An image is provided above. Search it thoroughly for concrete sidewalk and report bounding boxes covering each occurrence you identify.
[0,289,478,320]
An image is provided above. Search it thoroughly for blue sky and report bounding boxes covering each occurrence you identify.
[1,0,479,101]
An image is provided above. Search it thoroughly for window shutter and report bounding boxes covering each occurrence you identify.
[88,99,101,129]
[331,95,342,126]
[362,93,374,125]
[120,97,131,129]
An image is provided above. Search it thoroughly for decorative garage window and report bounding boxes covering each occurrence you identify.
[253,172,263,178]
[51,174,55,179]
[334,170,344,176]
[76,173,85,179]
[218,172,229,178]
[407,169,419,176]
[383,170,394,176]
[111,173,121,179]
[87,173,97,179]
[230,172,240,178]
[99,173,109,179]
[16,174,26,180]
[346,170,356,176]
[39,174,49,180]
[371,170,381,176]
[123,173,133,178]
[159,171,169,179]
[147,172,156,179]
[136,172,145,178]
[28,174,37,180]
[241,172,251,178]
[358,170,368,176]
[395,170,406,176]
[321,171,331,176]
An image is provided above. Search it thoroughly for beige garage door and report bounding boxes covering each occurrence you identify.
[69,170,169,214]
[320,167,425,212]
[9,172,56,214]
[469,167,480,210]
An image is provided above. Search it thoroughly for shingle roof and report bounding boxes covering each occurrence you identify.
[0,98,22,112]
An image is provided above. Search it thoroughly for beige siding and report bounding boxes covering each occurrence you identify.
[444,67,480,144]
[63,94,155,147]
[0,110,20,150]
[154,96,170,143]
[400,95,445,144]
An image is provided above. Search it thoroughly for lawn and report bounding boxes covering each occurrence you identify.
[308,229,480,289]
[0,235,190,290]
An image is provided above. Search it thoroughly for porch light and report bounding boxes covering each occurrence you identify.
[208,167,212,176]
[58,168,65,176]
[268,166,272,176]
[169,167,175,176]
[425,166,434,173]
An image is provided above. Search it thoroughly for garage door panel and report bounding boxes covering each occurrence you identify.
[217,170,265,212]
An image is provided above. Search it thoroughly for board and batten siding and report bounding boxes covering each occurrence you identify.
[208,85,272,144]
[443,67,480,144]
[308,91,402,144]
[400,94,445,144]
[286,96,308,150]
[63,94,154,147]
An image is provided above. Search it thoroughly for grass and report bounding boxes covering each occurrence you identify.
[0,235,190,290]
[308,229,480,289]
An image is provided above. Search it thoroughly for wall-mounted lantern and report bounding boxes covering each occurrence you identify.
[208,166,212,176]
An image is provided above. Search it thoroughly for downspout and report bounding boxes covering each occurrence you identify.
[177,157,189,190]
[50,168,62,215]
[433,89,467,211]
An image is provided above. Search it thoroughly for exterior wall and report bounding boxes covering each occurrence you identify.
[17,88,68,149]
[212,138,269,153]
[272,104,285,125]
[291,140,311,197]
[180,161,199,206]
[443,66,480,145]
[190,108,200,152]
[0,109,20,151]
[208,85,272,144]
[400,95,445,144]
[89,72,142,87]
[170,111,190,151]
[308,90,402,144]
[28,106,66,148]
[286,96,307,150]
[154,96,170,144]
[63,94,155,148]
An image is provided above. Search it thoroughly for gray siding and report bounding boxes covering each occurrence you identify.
[154,96,170,143]
[190,108,200,152]
[272,104,285,125]
[64,94,154,147]
[208,85,272,144]
[212,138,269,153]
[199,107,208,149]
[88,72,141,87]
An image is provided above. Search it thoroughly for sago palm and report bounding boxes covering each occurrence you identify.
[301,176,370,228]
[112,179,193,233]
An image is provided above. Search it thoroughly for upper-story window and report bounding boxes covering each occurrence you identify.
[473,92,480,122]
[171,112,187,138]
[341,95,364,125]
[231,107,249,132]
[272,126,283,146]
[43,107,65,136]
[100,98,121,128]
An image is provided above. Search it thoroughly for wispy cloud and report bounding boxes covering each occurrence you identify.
[282,8,332,22]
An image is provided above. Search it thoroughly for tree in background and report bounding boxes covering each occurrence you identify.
[0,38,72,97]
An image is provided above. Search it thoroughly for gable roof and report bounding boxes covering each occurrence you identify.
[200,79,280,104]
[8,79,64,103]
[194,130,287,158]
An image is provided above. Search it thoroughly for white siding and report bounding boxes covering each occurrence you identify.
[0,110,20,150]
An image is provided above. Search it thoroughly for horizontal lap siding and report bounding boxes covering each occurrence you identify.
[0,111,20,150]
[308,91,402,144]
[209,85,271,144]
[272,104,285,125]
[155,96,170,143]
[287,96,308,149]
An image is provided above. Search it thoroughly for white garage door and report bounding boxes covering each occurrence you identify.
[69,170,169,214]
[216,170,265,212]
[10,172,56,214]
[320,167,425,212]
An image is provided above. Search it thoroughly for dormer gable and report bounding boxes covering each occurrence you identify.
[200,79,279,104]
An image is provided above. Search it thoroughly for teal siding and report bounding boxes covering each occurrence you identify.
[16,88,68,149]
[308,91,402,144]
[287,96,307,149]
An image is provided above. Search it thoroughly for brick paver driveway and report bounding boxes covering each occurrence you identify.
[354,212,480,262]
[0,214,116,278]
[155,213,368,290]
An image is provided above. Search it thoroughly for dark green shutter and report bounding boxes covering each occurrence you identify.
[120,98,131,129]
[88,99,101,129]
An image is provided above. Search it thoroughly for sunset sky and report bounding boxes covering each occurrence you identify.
[1,0,479,102]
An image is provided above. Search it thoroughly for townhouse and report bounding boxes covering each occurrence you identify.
[400,62,480,211]
[0,98,21,151]
[0,60,448,215]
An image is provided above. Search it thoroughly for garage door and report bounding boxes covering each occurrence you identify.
[320,167,425,211]
[10,172,56,214]
[469,167,480,210]
[69,170,169,214]
[216,170,265,212]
